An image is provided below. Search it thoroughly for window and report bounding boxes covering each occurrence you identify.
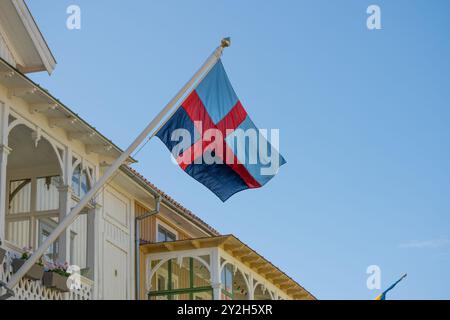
[39,220,59,262]
[221,264,234,300]
[80,170,89,196]
[72,165,91,198]
[72,165,81,195]
[157,275,166,291]
[149,258,212,301]
[157,225,176,243]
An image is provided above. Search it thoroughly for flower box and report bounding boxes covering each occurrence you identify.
[0,247,6,263]
[42,271,70,292]
[11,258,44,281]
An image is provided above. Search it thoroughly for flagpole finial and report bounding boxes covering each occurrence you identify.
[221,37,231,48]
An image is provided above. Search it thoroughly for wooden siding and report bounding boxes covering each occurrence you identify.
[70,201,87,269]
[135,202,190,243]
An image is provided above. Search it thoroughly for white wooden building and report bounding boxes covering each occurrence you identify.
[0,0,314,300]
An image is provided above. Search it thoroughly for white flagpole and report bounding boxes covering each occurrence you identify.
[5,38,231,294]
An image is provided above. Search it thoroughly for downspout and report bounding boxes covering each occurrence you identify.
[135,195,160,300]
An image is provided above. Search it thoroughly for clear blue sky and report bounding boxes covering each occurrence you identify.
[27,1,450,299]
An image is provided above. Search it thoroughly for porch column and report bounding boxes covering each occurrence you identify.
[247,274,255,300]
[57,185,73,263]
[56,145,73,264]
[86,203,100,280]
[0,102,9,243]
[210,248,221,300]
[0,144,11,242]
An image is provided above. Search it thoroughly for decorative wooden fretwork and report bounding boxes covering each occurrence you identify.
[0,248,93,300]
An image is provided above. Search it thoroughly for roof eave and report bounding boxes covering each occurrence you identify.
[13,0,57,74]
[0,57,135,163]
[120,165,220,236]
[140,234,317,300]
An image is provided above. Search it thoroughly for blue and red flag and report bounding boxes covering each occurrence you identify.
[156,60,286,202]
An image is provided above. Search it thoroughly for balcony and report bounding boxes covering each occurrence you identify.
[0,122,95,300]
[1,243,93,300]
[139,235,315,300]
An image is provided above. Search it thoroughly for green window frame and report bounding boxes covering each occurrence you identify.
[148,258,213,300]
[221,264,234,300]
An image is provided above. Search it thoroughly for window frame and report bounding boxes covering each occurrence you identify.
[148,257,213,300]
[38,219,59,262]
[155,220,178,243]
[71,164,92,198]
[221,264,234,300]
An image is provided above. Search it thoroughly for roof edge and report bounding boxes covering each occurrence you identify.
[13,0,57,74]
[0,57,136,163]
[141,234,317,300]
[120,165,221,237]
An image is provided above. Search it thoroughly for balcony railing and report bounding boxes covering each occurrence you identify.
[0,243,93,300]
